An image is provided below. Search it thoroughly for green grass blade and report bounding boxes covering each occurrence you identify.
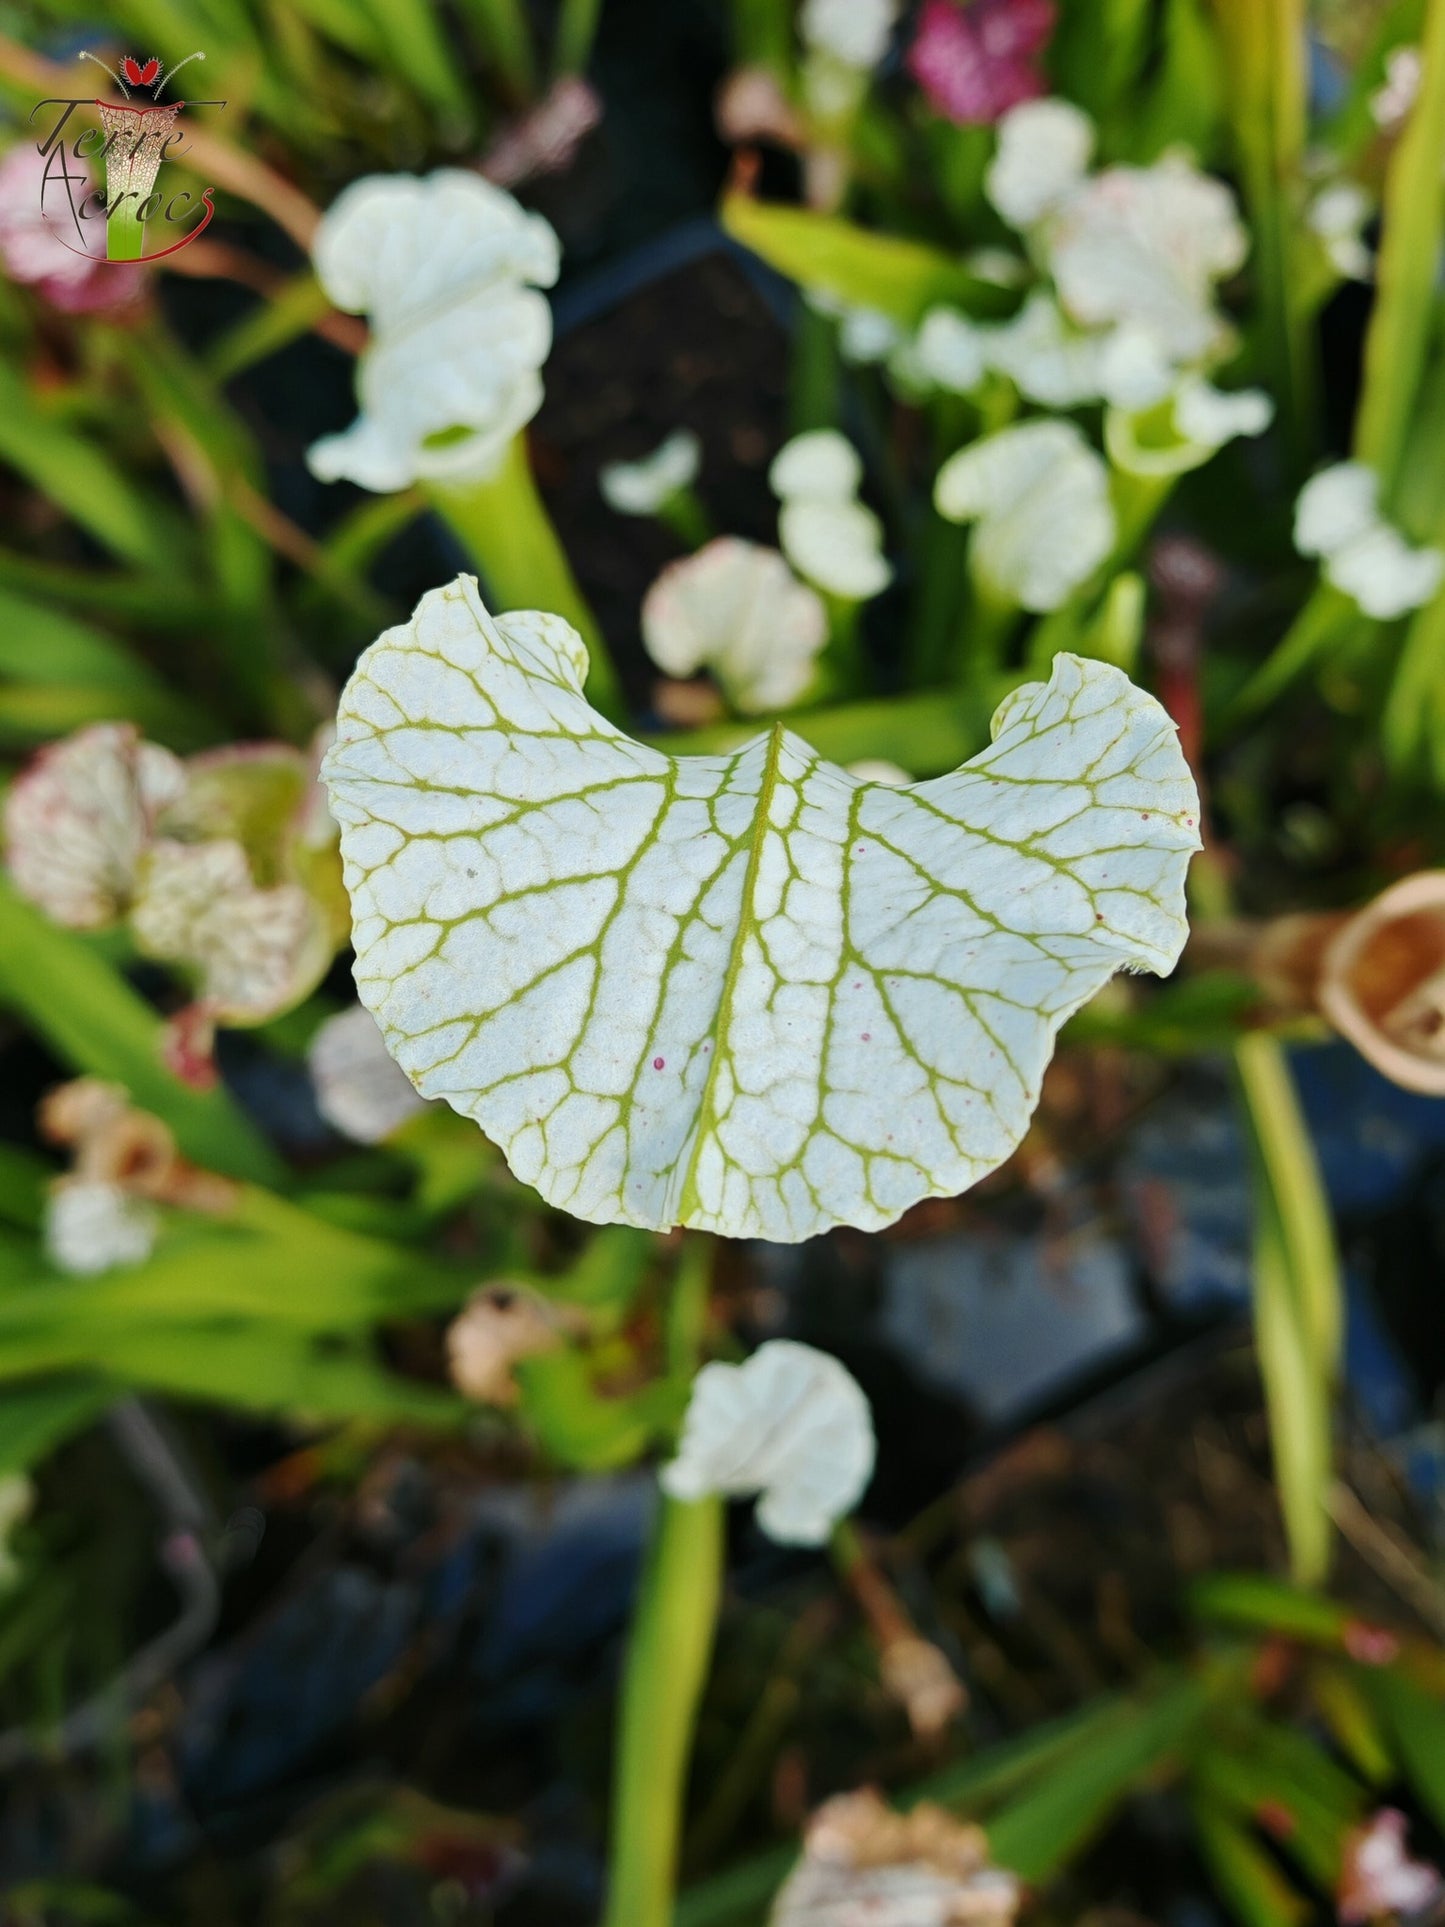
[0,554,213,630]
[360,0,474,118]
[204,272,338,383]
[1191,1791,1311,1927]
[0,361,182,572]
[986,1671,1216,1880]
[1208,0,1314,464]
[1189,1573,1355,1644]
[0,1145,47,1231]
[1252,1178,1334,1587]
[0,1377,109,1475]
[0,876,283,1186]
[0,683,217,751]
[1312,1665,1394,1787]
[1192,1722,1364,1888]
[455,0,537,98]
[0,588,170,694]
[1366,1670,1445,1833]
[91,1322,465,1424]
[554,0,604,75]
[1356,0,1445,497]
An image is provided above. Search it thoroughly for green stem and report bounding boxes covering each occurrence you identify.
[908,504,972,688]
[1233,1034,1342,1373]
[730,0,794,72]
[555,0,605,76]
[967,581,1024,697]
[604,1238,722,1927]
[908,397,986,689]
[457,0,537,102]
[427,435,624,721]
[1210,0,1314,469]
[819,593,865,700]
[931,121,993,227]
[665,1237,712,1379]
[789,300,841,436]
[1027,468,1174,671]
[1355,0,1445,501]
[1190,851,1341,1588]
[1074,571,1146,674]
[1221,582,1358,730]
[1111,468,1176,561]
[956,577,1019,740]
[1383,588,1445,778]
[604,1493,724,1927]
[1235,1033,1341,1589]
[658,487,714,551]
[105,195,146,263]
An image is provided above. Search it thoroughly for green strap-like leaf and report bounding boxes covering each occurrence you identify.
[323,577,1200,1242]
[1191,1791,1311,1927]
[987,1670,1216,1879]
[0,1377,109,1475]
[1367,1669,1445,1834]
[721,195,985,326]
[0,876,283,1186]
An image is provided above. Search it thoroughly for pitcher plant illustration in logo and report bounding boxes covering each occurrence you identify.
[29,50,222,265]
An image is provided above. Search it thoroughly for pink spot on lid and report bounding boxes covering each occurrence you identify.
[861,1032,872,1042]
[653,1057,665,1071]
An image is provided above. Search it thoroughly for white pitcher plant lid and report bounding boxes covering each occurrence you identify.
[985,97,1095,229]
[3,723,184,931]
[1294,463,1445,620]
[309,1003,430,1144]
[307,170,560,493]
[600,430,702,516]
[1107,377,1274,479]
[661,1339,876,1545]
[770,430,893,601]
[320,577,1200,1241]
[934,418,1117,611]
[769,429,864,502]
[799,0,900,71]
[641,537,828,714]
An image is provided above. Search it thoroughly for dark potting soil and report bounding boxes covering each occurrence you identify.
[14,1328,1434,1927]
[531,243,791,707]
[161,232,790,716]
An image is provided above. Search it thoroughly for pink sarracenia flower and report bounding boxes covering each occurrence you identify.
[0,143,145,314]
[908,0,1057,126]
